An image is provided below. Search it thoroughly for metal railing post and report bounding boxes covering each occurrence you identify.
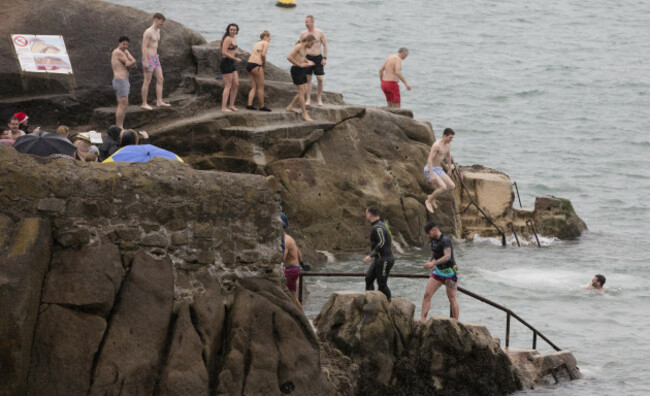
[506,312,511,348]
[298,272,562,352]
[513,182,523,208]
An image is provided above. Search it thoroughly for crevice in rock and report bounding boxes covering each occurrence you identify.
[241,326,253,395]
[88,260,128,393]
[322,108,366,132]
[25,238,54,391]
[210,304,232,394]
[152,308,179,396]
[188,303,208,369]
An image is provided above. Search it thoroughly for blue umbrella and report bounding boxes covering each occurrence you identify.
[103,144,183,163]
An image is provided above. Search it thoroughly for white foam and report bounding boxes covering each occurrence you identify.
[471,233,558,247]
[317,250,336,262]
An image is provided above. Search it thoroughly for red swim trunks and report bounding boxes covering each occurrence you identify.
[284,266,301,292]
[381,80,400,104]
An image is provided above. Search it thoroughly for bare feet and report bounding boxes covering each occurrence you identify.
[229,106,239,112]
[317,99,324,106]
[221,108,232,113]
[425,196,438,213]
[156,102,171,107]
[305,100,311,106]
[141,104,153,111]
[286,107,301,114]
[302,114,314,122]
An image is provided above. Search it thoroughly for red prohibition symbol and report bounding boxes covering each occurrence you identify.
[14,36,29,47]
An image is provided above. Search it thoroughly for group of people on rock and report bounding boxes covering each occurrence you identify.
[1,111,150,162]
[110,12,417,127]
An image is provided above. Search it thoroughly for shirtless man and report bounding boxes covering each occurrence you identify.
[424,128,456,213]
[284,232,304,309]
[2,116,26,140]
[111,36,136,129]
[300,15,328,106]
[141,13,169,110]
[585,274,606,291]
[379,48,411,108]
[286,35,316,122]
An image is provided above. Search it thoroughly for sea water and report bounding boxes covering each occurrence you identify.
[108,1,650,393]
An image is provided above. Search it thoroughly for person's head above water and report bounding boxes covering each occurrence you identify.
[365,205,381,222]
[424,222,442,240]
[592,274,606,289]
[398,47,409,59]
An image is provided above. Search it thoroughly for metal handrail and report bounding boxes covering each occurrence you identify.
[298,272,562,352]
[451,163,507,246]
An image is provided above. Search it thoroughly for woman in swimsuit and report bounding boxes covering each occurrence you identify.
[246,30,272,111]
[220,23,249,112]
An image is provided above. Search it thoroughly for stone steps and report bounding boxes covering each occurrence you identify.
[90,94,201,130]
[506,348,581,387]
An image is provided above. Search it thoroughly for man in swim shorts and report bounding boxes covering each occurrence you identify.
[286,35,317,122]
[420,222,459,321]
[284,231,304,309]
[111,36,136,129]
[141,13,170,110]
[300,15,328,106]
[362,205,395,301]
[424,128,457,213]
[379,47,411,108]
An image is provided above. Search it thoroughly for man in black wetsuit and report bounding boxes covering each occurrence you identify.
[363,205,394,301]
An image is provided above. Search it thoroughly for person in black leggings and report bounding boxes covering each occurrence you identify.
[362,205,394,301]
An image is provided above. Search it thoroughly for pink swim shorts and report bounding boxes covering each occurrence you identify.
[142,54,161,73]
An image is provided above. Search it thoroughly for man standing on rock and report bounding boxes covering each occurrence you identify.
[286,35,316,122]
[420,222,459,321]
[111,36,136,129]
[379,48,411,108]
[141,13,170,110]
[362,206,394,301]
[424,128,456,213]
[300,15,328,106]
[284,231,304,309]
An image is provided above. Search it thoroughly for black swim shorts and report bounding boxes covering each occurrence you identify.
[290,65,308,85]
[246,62,262,73]
[220,58,236,74]
[305,54,325,76]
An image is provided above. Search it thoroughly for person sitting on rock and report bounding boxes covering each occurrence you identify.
[99,125,123,161]
[585,274,606,291]
[55,125,70,138]
[118,129,150,147]
[3,116,26,140]
[72,133,99,162]
[13,112,40,134]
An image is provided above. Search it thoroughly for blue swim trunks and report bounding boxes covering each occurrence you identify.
[424,165,445,180]
[431,265,458,283]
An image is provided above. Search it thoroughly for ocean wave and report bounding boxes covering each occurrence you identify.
[471,234,558,247]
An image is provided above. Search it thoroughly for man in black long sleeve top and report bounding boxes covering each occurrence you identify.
[362,206,394,301]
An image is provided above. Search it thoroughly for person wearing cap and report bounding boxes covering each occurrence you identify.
[12,112,39,134]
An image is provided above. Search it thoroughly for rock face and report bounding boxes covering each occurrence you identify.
[0,146,338,395]
[0,0,206,125]
[314,292,523,395]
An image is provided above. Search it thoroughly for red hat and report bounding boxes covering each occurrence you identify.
[13,112,28,124]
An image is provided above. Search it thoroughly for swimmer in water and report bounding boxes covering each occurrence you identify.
[585,274,606,291]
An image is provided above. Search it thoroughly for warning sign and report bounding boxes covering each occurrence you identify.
[11,34,73,74]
